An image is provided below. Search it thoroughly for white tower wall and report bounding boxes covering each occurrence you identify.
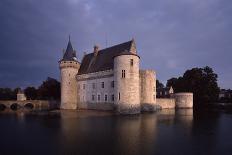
[114,55,140,114]
[140,70,156,111]
[59,61,80,109]
[174,93,193,108]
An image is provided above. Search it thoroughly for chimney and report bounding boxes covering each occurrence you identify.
[94,45,99,56]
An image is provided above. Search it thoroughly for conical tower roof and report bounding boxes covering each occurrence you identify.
[62,36,77,61]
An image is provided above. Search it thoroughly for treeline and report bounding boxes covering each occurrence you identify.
[160,66,220,107]
[0,77,60,101]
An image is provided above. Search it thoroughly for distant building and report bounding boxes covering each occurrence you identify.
[17,89,27,101]
[156,86,174,98]
[219,89,232,99]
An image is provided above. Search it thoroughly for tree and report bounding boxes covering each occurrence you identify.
[166,66,220,107]
[156,80,164,89]
[167,78,178,90]
[37,77,60,100]
[24,87,37,100]
[0,88,16,100]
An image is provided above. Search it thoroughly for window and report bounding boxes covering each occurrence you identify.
[111,94,114,101]
[98,94,101,101]
[105,94,108,102]
[130,59,133,66]
[92,95,95,101]
[111,81,114,88]
[101,82,104,88]
[121,70,125,78]
[92,83,96,89]
[118,92,120,100]
[83,84,85,89]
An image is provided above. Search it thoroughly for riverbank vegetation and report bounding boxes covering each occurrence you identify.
[0,66,231,108]
[0,77,60,101]
[166,66,220,107]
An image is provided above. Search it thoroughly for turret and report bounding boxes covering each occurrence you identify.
[140,70,156,111]
[114,39,141,114]
[59,37,80,109]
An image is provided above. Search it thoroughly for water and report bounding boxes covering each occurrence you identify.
[0,109,232,155]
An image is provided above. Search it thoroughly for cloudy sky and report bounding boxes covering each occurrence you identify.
[0,0,231,88]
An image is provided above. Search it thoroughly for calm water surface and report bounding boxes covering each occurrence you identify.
[0,109,232,155]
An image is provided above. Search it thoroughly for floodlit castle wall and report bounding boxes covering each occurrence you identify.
[114,55,140,114]
[59,61,80,109]
[140,70,157,111]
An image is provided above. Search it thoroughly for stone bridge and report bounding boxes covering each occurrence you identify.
[0,100,60,111]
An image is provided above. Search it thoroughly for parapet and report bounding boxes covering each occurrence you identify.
[139,69,156,74]
[59,61,80,69]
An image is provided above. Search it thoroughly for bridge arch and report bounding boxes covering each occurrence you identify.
[24,103,34,109]
[10,103,21,111]
[0,104,6,111]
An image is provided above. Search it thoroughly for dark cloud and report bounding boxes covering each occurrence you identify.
[0,0,231,88]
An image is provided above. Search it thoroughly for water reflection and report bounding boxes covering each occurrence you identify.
[57,109,194,155]
[1,109,231,155]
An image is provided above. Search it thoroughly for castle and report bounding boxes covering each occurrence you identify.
[59,38,193,114]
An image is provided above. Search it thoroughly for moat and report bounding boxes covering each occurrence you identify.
[0,109,232,155]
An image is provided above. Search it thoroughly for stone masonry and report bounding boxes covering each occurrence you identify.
[59,38,193,114]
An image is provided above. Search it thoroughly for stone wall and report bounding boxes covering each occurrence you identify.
[156,98,175,109]
[174,93,193,108]
[59,61,80,110]
[140,70,156,111]
[17,93,27,101]
[77,102,115,111]
[114,54,140,114]
[77,70,114,107]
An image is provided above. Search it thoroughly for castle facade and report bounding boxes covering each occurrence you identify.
[59,39,193,114]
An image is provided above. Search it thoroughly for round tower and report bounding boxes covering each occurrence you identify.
[114,39,140,114]
[174,93,193,108]
[59,37,80,109]
[140,70,156,112]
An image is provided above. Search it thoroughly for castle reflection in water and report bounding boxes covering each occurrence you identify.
[58,109,194,155]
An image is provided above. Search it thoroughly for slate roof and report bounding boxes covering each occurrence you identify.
[78,40,139,75]
[62,39,77,61]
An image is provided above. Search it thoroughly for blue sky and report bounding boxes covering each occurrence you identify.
[0,0,231,88]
